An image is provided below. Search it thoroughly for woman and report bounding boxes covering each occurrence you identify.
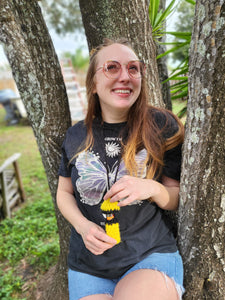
[57,38,185,300]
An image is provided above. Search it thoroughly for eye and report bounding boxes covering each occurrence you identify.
[128,62,140,74]
[105,61,120,73]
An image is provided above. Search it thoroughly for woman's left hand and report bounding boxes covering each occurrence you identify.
[103,175,159,207]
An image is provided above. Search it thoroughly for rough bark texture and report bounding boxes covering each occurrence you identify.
[79,0,164,107]
[178,1,225,299]
[0,1,71,299]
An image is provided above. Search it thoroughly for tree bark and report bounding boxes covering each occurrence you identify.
[79,0,163,107]
[0,0,71,299]
[178,1,225,299]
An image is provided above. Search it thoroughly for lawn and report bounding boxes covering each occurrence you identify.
[0,106,59,300]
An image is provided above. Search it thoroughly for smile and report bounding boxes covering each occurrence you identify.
[113,89,131,94]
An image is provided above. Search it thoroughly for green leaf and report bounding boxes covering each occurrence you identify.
[172,76,188,80]
[164,31,192,40]
[170,82,188,91]
[157,41,189,59]
[149,0,160,27]
[171,90,188,100]
[171,85,188,94]
[177,107,187,118]
[184,0,196,5]
[170,80,188,88]
[153,0,176,30]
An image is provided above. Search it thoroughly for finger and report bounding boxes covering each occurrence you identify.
[87,237,116,255]
[104,182,125,200]
[118,195,137,207]
[110,189,130,203]
[95,230,117,245]
[85,236,113,254]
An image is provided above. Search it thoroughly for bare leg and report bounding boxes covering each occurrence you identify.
[113,269,179,300]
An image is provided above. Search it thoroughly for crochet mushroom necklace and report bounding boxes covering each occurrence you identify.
[100,127,122,244]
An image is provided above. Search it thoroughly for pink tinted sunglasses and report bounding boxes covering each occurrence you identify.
[96,60,146,79]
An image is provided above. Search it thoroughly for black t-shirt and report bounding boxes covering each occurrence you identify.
[58,112,182,279]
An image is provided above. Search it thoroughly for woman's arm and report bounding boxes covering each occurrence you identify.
[57,176,117,255]
[104,175,180,211]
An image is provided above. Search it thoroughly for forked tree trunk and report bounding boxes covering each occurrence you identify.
[0,0,71,299]
[79,0,164,107]
[178,1,225,299]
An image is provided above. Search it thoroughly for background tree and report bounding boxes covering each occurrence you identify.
[178,0,225,298]
[41,0,83,34]
[62,47,89,71]
[0,0,71,299]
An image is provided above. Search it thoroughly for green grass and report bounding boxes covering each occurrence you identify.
[0,106,59,300]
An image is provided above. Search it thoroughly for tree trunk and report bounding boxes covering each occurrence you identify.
[178,1,225,299]
[156,0,172,110]
[0,0,71,299]
[79,0,163,107]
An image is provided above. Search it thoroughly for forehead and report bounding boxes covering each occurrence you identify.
[96,43,138,65]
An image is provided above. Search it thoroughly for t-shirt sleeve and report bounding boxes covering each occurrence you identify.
[163,143,182,181]
[155,110,183,181]
[58,128,73,177]
[58,121,86,178]
[58,138,72,177]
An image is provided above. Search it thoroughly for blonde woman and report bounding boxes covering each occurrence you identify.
[57,38,185,300]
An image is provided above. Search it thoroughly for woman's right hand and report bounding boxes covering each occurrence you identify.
[57,176,117,255]
[78,220,117,255]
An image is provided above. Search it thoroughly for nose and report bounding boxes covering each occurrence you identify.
[118,65,130,82]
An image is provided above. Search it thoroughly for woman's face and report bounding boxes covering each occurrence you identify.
[93,43,142,122]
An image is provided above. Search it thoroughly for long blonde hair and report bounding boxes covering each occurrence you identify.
[81,38,184,179]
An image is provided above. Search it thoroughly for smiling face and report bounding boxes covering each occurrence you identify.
[93,43,142,123]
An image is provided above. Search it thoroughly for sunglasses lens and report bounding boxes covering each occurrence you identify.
[104,61,121,78]
[128,61,143,78]
[102,60,145,79]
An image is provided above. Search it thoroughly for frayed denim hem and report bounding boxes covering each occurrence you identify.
[159,271,185,300]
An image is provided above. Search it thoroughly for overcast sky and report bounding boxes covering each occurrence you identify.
[0,29,88,67]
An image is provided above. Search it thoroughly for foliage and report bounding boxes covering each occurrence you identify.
[0,197,59,299]
[170,0,195,63]
[149,0,196,116]
[149,0,177,40]
[41,0,83,35]
[62,47,89,71]
[0,199,59,266]
[0,110,59,299]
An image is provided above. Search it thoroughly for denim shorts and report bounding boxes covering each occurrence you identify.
[68,251,184,300]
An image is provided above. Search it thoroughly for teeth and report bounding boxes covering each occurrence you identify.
[114,89,130,94]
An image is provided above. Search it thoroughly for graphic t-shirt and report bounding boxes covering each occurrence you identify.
[58,112,182,279]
